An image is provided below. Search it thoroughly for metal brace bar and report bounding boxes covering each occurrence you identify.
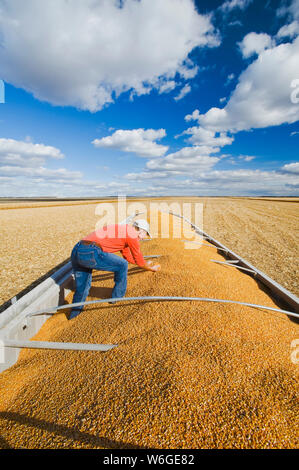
[28,296,299,320]
[182,240,228,252]
[2,338,117,352]
[211,259,256,273]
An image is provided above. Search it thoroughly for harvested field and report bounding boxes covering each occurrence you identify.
[0,199,118,211]
[0,197,298,306]
[0,213,298,449]
[201,197,299,296]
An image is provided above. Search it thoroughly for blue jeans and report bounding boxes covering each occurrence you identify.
[69,241,128,320]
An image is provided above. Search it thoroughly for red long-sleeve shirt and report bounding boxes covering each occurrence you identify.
[83,224,146,267]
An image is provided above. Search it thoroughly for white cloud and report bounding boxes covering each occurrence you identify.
[0,0,220,111]
[182,126,234,147]
[0,177,102,197]
[178,59,201,80]
[0,138,64,164]
[0,137,77,180]
[219,0,252,13]
[228,20,243,27]
[185,109,201,122]
[183,168,299,194]
[225,73,235,86]
[174,84,191,101]
[0,154,46,167]
[224,154,256,163]
[0,137,82,190]
[277,20,299,39]
[182,114,234,148]
[158,81,177,94]
[173,169,298,194]
[288,0,299,21]
[239,155,255,161]
[125,171,169,181]
[1,164,298,198]
[281,162,299,174]
[119,167,299,196]
[92,128,168,157]
[277,0,299,21]
[146,146,220,173]
[0,165,82,180]
[238,32,274,58]
[190,35,299,133]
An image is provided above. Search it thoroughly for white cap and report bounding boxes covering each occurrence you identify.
[133,219,151,237]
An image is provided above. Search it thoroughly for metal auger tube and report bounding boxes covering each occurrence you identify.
[28,296,299,320]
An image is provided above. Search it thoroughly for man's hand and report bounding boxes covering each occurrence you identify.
[151,263,161,272]
[143,260,161,272]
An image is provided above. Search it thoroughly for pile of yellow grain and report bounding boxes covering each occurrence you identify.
[0,214,298,449]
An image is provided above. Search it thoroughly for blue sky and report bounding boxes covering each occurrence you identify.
[0,0,298,197]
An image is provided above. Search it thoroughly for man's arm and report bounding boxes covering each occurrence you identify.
[121,246,136,265]
[125,236,146,267]
[123,239,160,272]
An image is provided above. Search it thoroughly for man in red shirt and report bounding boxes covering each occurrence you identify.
[69,219,160,320]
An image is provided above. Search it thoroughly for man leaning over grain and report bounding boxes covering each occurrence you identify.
[69,219,160,320]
